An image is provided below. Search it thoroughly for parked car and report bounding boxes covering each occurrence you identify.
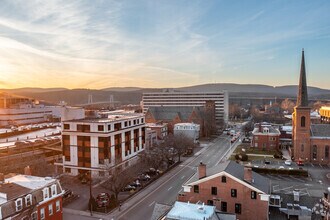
[284,160,292,166]
[130,180,141,188]
[96,193,111,208]
[264,160,271,164]
[137,174,151,181]
[122,185,136,192]
[242,137,251,143]
[297,160,304,166]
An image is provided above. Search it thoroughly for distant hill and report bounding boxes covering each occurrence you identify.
[0,87,68,94]
[1,83,329,105]
[177,83,330,96]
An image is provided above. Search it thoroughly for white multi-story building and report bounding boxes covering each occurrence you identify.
[61,112,146,177]
[142,90,229,128]
[174,123,200,143]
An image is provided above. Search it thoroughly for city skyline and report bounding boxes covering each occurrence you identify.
[0,0,330,89]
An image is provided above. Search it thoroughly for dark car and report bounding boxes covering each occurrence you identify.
[137,174,151,181]
[96,193,111,208]
[130,180,141,188]
[122,185,136,192]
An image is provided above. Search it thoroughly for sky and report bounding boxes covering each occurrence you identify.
[0,0,329,89]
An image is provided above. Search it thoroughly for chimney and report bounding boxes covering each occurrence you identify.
[198,162,206,179]
[0,173,4,182]
[24,166,32,176]
[244,167,253,183]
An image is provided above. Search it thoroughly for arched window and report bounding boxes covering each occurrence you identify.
[301,116,306,127]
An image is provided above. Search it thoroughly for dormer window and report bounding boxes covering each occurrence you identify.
[263,128,269,133]
[51,184,57,197]
[15,198,23,211]
[43,188,49,200]
[25,194,32,206]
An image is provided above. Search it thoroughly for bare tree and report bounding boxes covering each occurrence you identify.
[100,162,138,201]
[170,133,195,162]
[281,98,295,113]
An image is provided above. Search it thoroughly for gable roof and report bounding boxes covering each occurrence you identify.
[147,106,203,122]
[310,124,330,138]
[185,161,270,194]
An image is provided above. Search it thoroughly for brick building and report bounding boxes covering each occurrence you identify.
[251,123,280,150]
[178,161,270,220]
[0,174,63,220]
[145,122,168,140]
[145,101,216,137]
[61,112,146,176]
[292,50,330,164]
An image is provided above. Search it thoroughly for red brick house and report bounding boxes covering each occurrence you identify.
[178,161,270,220]
[0,174,64,220]
[251,123,280,150]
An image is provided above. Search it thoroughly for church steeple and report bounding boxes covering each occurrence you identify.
[297,49,308,107]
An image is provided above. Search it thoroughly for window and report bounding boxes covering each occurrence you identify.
[269,137,276,141]
[313,145,317,160]
[108,124,111,131]
[221,176,226,183]
[141,118,144,123]
[40,208,45,220]
[235,203,242,214]
[325,146,329,159]
[254,136,258,141]
[254,143,258,147]
[51,184,57,197]
[301,144,304,152]
[231,189,237,197]
[98,125,104,131]
[49,204,53,215]
[31,212,38,220]
[125,121,128,127]
[63,124,70,130]
[211,187,217,195]
[301,116,306,127]
[207,200,214,206]
[43,188,49,200]
[56,200,60,212]
[221,202,227,212]
[25,194,32,206]
[251,191,257,199]
[15,198,23,211]
[193,185,199,193]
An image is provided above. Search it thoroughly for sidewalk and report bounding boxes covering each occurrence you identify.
[63,141,215,220]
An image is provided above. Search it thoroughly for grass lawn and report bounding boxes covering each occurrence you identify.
[233,144,278,155]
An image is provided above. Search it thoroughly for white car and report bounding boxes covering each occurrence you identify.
[284,160,292,166]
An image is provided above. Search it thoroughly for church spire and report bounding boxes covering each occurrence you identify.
[297,49,308,107]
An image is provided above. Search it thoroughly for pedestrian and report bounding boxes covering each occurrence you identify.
[119,203,122,211]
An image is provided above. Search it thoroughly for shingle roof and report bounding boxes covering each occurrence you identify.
[185,161,270,194]
[151,203,172,220]
[148,106,203,121]
[310,124,330,138]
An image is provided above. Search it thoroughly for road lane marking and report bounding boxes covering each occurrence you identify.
[116,135,228,218]
[149,201,155,207]
[168,187,173,191]
[181,175,185,179]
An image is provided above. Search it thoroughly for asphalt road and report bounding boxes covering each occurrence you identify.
[114,135,238,220]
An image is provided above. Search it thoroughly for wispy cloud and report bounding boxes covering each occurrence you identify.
[0,0,329,89]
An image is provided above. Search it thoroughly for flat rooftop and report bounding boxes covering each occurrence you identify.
[166,201,215,220]
[5,175,56,190]
[65,113,144,123]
